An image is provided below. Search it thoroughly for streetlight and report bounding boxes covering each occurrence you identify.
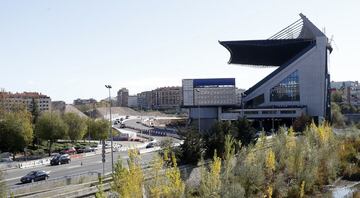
[195,89,201,133]
[105,85,114,173]
[241,93,246,118]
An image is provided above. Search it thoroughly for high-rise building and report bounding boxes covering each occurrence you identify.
[128,95,138,108]
[0,91,51,112]
[137,91,152,110]
[117,88,129,107]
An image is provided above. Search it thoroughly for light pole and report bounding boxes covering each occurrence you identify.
[241,93,246,118]
[195,89,201,133]
[105,85,114,173]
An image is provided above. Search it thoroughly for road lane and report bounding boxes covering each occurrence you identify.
[4,151,157,188]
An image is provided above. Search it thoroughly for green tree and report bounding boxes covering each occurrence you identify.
[204,121,234,158]
[30,98,40,124]
[179,127,205,165]
[232,118,257,147]
[63,112,87,142]
[331,90,343,103]
[35,112,68,156]
[86,119,110,141]
[0,111,33,160]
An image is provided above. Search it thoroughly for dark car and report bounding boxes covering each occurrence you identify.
[50,154,71,165]
[146,142,155,148]
[77,146,94,153]
[20,170,49,183]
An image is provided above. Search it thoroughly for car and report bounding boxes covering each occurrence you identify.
[20,170,49,183]
[60,147,76,155]
[77,146,94,153]
[50,154,71,165]
[146,142,155,148]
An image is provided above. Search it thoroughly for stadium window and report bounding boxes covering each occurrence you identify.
[270,70,300,101]
[245,94,265,108]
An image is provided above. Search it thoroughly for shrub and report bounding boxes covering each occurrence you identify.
[292,113,312,132]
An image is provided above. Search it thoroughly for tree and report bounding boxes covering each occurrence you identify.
[222,134,236,187]
[0,110,33,160]
[204,121,234,158]
[292,113,312,132]
[232,118,257,147]
[111,149,144,198]
[164,152,185,197]
[331,90,343,103]
[148,154,166,198]
[331,102,345,128]
[199,151,222,198]
[86,119,110,141]
[63,112,86,142]
[179,127,205,165]
[35,112,68,156]
[30,98,40,124]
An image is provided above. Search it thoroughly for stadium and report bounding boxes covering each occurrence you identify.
[183,14,332,131]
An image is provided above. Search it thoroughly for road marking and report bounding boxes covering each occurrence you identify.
[4,176,21,182]
[66,165,81,169]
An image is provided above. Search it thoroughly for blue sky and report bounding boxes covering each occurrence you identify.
[1,1,359,103]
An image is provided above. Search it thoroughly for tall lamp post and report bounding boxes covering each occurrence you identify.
[241,93,246,118]
[195,89,201,133]
[105,85,114,173]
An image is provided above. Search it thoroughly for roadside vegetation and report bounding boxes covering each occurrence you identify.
[108,121,360,197]
[0,168,6,198]
[0,103,111,160]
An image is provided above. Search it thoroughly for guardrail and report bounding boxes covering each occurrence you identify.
[18,157,51,169]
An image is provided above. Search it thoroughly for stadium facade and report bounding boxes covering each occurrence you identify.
[183,14,332,131]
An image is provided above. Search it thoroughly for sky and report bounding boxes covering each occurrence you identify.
[1,1,359,103]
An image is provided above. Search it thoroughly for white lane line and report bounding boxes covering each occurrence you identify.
[66,165,81,169]
[4,176,21,182]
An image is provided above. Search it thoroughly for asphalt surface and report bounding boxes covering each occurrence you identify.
[3,117,180,189]
[123,118,182,143]
[123,118,152,130]
[4,150,156,188]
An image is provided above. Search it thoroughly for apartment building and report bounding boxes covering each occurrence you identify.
[0,91,51,112]
[152,86,182,110]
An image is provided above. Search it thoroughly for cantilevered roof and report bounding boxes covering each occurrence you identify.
[219,39,314,66]
[219,13,325,68]
[219,14,328,96]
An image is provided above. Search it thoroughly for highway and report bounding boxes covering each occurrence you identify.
[123,118,182,142]
[3,150,157,188]
[3,118,180,189]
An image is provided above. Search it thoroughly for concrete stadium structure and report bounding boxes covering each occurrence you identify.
[220,14,332,123]
[183,14,332,131]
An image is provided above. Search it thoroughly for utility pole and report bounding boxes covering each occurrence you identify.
[105,85,114,173]
[195,89,201,133]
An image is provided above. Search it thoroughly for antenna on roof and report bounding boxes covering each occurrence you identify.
[329,35,339,51]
